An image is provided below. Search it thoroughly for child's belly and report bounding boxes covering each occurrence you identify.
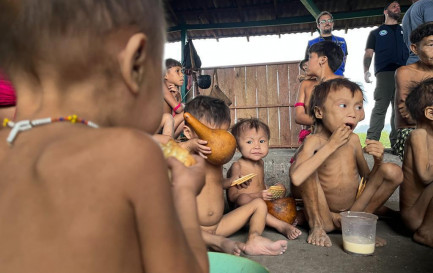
[196,184,225,227]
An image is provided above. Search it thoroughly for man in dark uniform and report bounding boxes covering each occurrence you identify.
[304,11,348,76]
[363,1,408,151]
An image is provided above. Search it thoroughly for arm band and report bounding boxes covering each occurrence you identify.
[294,102,305,107]
[173,103,182,112]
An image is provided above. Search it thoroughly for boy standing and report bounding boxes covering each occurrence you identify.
[394,22,433,160]
[295,41,343,142]
[227,118,302,240]
[183,96,288,256]
[290,78,403,247]
[401,78,433,248]
[0,1,209,272]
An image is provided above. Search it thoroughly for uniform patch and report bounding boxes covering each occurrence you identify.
[379,30,388,36]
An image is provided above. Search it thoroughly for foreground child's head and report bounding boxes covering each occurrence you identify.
[0,0,165,132]
[405,77,433,125]
[409,22,433,66]
[183,96,231,138]
[308,41,344,74]
[231,118,270,161]
[165,58,184,87]
[309,78,365,132]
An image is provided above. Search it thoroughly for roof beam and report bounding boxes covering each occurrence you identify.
[168,7,409,32]
[299,0,320,19]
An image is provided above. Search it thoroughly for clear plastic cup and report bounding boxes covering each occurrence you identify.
[340,211,378,255]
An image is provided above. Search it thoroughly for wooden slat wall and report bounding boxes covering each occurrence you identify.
[200,61,302,148]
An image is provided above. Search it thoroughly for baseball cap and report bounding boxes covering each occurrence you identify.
[384,1,398,10]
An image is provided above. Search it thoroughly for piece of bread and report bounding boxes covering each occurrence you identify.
[160,139,196,167]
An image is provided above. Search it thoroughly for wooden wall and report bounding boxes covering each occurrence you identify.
[198,61,302,148]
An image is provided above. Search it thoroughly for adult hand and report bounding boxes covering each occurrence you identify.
[364,71,372,83]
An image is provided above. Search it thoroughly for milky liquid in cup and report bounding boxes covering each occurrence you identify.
[343,235,375,255]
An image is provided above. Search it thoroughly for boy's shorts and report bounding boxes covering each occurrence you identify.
[392,128,414,161]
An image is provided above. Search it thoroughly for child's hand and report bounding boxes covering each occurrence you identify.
[262,190,273,201]
[189,138,211,159]
[328,124,351,150]
[364,139,384,163]
[168,84,178,93]
[166,155,206,196]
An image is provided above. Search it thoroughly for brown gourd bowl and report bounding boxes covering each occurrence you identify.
[184,112,236,166]
[265,197,297,224]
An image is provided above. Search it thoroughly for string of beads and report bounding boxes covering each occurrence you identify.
[2,114,99,144]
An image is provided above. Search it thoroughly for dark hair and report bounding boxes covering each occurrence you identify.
[184,96,231,127]
[405,78,433,122]
[309,41,344,73]
[316,11,333,24]
[0,0,165,81]
[165,58,182,70]
[299,59,308,71]
[309,78,364,124]
[384,1,399,10]
[231,118,270,142]
[410,22,433,45]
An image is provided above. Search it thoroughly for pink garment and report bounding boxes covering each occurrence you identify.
[298,129,311,143]
[0,71,16,106]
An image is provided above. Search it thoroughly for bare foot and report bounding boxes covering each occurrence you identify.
[413,229,433,248]
[244,235,287,256]
[375,236,387,247]
[308,227,332,247]
[282,224,302,240]
[219,238,246,256]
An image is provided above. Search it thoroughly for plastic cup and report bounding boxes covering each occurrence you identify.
[340,211,378,256]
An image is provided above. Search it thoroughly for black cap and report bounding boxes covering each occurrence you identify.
[384,1,398,10]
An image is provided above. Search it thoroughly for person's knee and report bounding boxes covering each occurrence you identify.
[249,198,267,213]
[379,163,403,186]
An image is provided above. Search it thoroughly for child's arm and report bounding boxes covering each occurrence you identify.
[363,139,384,177]
[294,81,314,126]
[409,129,433,184]
[163,84,184,114]
[179,138,212,159]
[353,134,371,179]
[395,68,416,124]
[290,124,352,186]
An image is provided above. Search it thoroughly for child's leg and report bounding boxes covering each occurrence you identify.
[159,113,174,137]
[294,174,339,247]
[351,163,403,213]
[235,194,301,240]
[216,198,287,256]
[401,183,433,247]
[201,230,245,256]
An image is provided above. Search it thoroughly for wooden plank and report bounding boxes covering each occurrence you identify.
[290,106,302,148]
[288,63,301,104]
[266,65,280,146]
[256,65,268,128]
[232,67,246,124]
[242,66,258,119]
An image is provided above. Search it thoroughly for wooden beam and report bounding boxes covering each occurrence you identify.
[299,0,320,19]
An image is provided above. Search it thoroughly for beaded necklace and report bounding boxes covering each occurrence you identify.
[2,114,99,145]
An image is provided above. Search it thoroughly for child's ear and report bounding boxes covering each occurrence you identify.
[319,56,327,65]
[314,106,323,120]
[183,125,194,140]
[425,106,433,121]
[119,33,147,94]
[410,43,418,56]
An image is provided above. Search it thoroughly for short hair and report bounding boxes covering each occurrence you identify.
[0,0,165,81]
[166,58,182,70]
[410,22,433,45]
[299,59,308,72]
[309,41,344,73]
[309,78,364,124]
[184,96,231,128]
[405,78,433,122]
[231,118,271,143]
[316,11,333,24]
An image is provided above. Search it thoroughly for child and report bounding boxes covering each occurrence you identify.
[183,96,288,256]
[0,1,209,272]
[394,22,433,160]
[163,58,186,138]
[294,41,344,143]
[289,78,403,247]
[227,118,302,240]
[401,77,433,248]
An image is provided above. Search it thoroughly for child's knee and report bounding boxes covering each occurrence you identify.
[249,198,267,212]
[380,163,403,186]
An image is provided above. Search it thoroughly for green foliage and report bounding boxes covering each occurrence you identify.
[356,131,391,148]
